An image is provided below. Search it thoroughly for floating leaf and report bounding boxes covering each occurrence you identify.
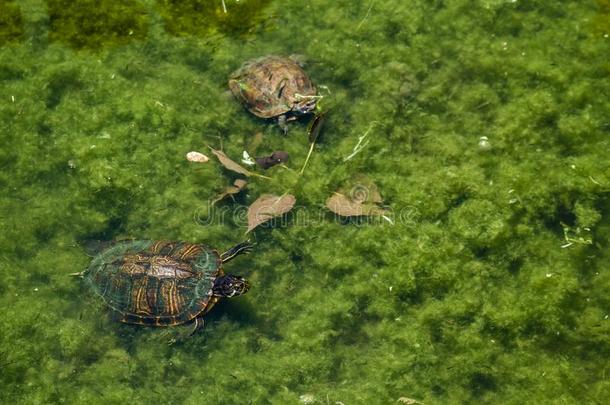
[256,151,289,169]
[186,151,209,163]
[209,147,252,176]
[212,179,247,205]
[247,194,296,232]
[325,193,387,217]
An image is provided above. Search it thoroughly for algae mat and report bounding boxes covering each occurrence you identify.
[1,0,609,403]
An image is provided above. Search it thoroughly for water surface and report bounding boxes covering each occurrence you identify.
[1,0,609,403]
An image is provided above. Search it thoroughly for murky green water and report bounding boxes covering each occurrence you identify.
[1,0,609,403]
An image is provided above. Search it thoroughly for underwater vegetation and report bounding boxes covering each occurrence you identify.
[47,0,149,49]
[157,0,274,39]
[0,0,609,403]
[0,0,24,45]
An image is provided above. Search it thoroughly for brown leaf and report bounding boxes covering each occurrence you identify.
[300,112,328,175]
[326,175,386,217]
[212,179,248,205]
[209,147,252,176]
[247,194,296,232]
[307,111,327,143]
[345,174,383,204]
[325,193,387,217]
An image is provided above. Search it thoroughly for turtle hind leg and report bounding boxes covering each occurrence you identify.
[221,241,255,263]
[278,115,289,134]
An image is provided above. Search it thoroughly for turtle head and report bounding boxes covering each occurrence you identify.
[293,97,318,116]
[213,275,250,298]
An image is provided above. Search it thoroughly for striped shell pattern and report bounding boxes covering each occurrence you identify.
[84,240,221,326]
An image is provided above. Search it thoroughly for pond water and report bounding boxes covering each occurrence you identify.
[1,0,609,403]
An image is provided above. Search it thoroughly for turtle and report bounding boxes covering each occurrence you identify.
[74,240,252,333]
[228,55,319,133]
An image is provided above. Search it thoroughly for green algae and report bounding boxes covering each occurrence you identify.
[157,0,274,38]
[1,0,609,403]
[47,0,149,49]
[0,0,24,45]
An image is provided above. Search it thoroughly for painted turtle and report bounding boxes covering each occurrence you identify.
[76,240,252,330]
[229,55,318,132]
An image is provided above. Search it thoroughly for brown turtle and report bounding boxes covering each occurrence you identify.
[75,240,252,332]
[229,55,318,132]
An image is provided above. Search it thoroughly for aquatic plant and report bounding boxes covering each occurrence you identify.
[0,0,608,403]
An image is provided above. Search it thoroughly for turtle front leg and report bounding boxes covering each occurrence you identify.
[278,114,289,134]
[190,317,205,336]
[166,318,205,345]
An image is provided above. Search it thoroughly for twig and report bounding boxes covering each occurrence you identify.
[300,142,316,175]
[356,0,375,31]
[251,173,273,180]
[294,93,324,101]
[344,122,377,161]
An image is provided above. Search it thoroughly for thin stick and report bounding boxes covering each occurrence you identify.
[300,142,315,175]
[251,173,273,180]
[356,0,375,31]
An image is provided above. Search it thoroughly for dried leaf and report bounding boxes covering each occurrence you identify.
[326,175,387,218]
[307,111,326,143]
[186,151,209,163]
[212,179,248,205]
[209,147,252,176]
[325,193,387,217]
[300,112,327,175]
[247,194,296,232]
[345,174,383,204]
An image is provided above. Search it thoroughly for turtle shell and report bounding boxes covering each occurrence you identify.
[84,240,222,326]
[228,55,317,119]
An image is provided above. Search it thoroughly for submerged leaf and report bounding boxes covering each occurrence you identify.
[209,147,252,176]
[247,194,296,232]
[325,193,387,217]
[326,176,388,218]
[307,111,326,143]
[345,174,383,204]
[212,179,248,205]
[300,112,327,174]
